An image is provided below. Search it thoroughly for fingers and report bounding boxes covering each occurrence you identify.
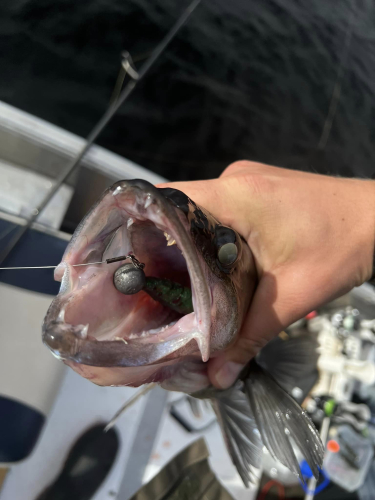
[156,162,269,238]
[156,177,253,233]
[156,179,226,217]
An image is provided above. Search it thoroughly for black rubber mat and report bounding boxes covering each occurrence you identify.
[35,423,119,500]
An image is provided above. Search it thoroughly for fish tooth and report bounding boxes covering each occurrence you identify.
[144,195,152,209]
[164,231,177,245]
[57,307,66,322]
[127,218,134,229]
[79,324,89,339]
[149,326,163,334]
[115,337,128,344]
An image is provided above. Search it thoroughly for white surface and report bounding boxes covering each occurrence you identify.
[0,211,71,241]
[0,100,166,185]
[0,160,73,230]
[143,393,258,500]
[0,279,256,499]
[0,370,147,500]
[0,283,66,415]
[0,280,255,499]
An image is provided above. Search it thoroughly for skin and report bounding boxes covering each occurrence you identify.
[158,161,375,389]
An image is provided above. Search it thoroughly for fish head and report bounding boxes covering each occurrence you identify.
[43,180,255,387]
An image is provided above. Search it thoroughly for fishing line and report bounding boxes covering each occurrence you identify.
[0,0,201,266]
[0,254,145,271]
[0,224,17,243]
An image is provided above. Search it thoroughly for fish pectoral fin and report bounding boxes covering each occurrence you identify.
[244,362,324,480]
[256,334,319,396]
[210,383,263,487]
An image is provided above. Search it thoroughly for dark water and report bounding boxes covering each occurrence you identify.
[0,0,375,181]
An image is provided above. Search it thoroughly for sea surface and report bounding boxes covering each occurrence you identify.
[0,0,374,181]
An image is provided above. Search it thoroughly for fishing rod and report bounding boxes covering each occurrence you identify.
[0,0,201,267]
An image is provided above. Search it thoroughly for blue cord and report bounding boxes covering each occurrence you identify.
[299,460,330,494]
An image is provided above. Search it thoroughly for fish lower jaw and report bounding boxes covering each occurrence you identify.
[43,315,209,368]
[46,311,211,366]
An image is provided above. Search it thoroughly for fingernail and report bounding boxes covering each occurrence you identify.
[214,361,244,389]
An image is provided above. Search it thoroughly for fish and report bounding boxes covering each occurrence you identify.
[43,179,324,486]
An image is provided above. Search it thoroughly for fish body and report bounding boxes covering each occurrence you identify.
[43,179,324,485]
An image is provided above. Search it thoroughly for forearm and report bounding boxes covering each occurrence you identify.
[339,177,375,287]
[371,238,375,284]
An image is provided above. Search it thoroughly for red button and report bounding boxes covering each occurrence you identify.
[306,311,317,320]
[327,440,340,453]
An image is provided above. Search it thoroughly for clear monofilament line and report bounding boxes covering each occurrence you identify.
[0,265,60,270]
[0,254,144,271]
[0,262,103,270]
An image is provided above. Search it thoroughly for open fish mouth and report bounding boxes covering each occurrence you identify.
[42,180,212,368]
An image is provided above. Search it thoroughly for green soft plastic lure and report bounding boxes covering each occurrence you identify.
[112,262,193,315]
[144,277,193,315]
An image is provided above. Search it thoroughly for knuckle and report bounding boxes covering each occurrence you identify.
[221,160,251,177]
[221,162,275,198]
[236,335,268,358]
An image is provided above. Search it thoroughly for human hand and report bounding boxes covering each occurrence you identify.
[158,161,375,388]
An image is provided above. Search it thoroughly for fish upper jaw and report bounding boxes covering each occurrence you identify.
[42,180,213,369]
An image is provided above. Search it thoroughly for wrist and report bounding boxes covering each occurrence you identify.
[370,182,375,283]
[368,182,375,283]
[354,179,375,284]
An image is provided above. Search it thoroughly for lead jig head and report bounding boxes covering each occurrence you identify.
[113,263,146,295]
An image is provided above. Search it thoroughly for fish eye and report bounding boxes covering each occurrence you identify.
[217,242,238,267]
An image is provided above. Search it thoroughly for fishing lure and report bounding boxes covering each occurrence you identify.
[113,262,193,315]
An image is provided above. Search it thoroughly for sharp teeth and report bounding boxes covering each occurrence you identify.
[144,195,152,209]
[115,337,128,344]
[57,307,66,322]
[129,320,179,339]
[127,218,134,229]
[79,324,89,339]
[164,232,176,246]
[149,326,163,334]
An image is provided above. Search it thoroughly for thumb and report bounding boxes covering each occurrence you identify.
[156,179,232,222]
